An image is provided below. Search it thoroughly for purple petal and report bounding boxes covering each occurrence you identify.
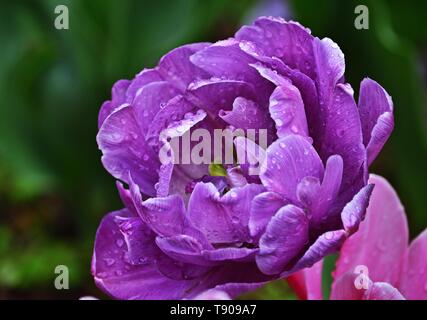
[193,290,231,300]
[190,40,274,103]
[341,183,374,234]
[126,68,163,102]
[219,97,273,135]
[145,95,203,147]
[296,176,321,210]
[366,112,394,165]
[155,253,209,281]
[249,61,290,87]
[188,183,265,244]
[92,209,212,299]
[188,78,256,116]
[128,177,210,247]
[207,281,265,299]
[98,80,131,128]
[202,247,258,263]
[201,263,272,298]
[234,136,266,180]
[313,37,345,106]
[316,83,366,200]
[269,80,309,139]
[155,234,214,266]
[132,81,180,136]
[289,230,347,273]
[226,166,248,188]
[317,155,343,213]
[309,155,343,225]
[97,104,159,196]
[358,78,394,165]
[260,135,324,203]
[157,43,210,90]
[235,17,316,80]
[249,191,288,239]
[116,181,137,215]
[256,205,309,275]
[246,55,319,140]
[115,214,158,265]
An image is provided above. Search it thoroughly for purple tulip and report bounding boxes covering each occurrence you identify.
[289,175,427,300]
[93,16,394,299]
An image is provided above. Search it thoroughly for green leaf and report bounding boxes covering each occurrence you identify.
[322,253,338,300]
[209,163,227,177]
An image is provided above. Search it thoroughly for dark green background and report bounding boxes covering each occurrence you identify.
[0,0,426,299]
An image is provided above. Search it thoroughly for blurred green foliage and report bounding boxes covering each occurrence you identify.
[0,0,426,299]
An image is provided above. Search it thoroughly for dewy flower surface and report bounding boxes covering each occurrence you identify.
[93,16,394,299]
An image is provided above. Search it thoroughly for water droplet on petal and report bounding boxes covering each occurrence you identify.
[116,239,124,248]
[231,216,240,224]
[104,258,116,266]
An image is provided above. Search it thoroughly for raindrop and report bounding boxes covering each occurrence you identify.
[330,41,339,49]
[109,132,124,143]
[139,257,148,264]
[184,112,193,119]
[229,191,238,198]
[336,129,345,138]
[231,216,240,224]
[104,258,116,266]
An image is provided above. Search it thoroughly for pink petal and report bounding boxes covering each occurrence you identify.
[399,229,427,299]
[334,174,408,287]
[364,282,405,300]
[287,260,323,300]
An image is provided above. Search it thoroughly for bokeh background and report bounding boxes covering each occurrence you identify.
[0,0,426,299]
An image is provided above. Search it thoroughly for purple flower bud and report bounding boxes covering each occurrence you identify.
[93,16,393,299]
